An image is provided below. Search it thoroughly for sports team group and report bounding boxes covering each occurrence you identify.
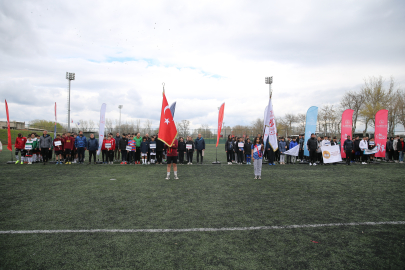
[10,130,405,180]
[11,130,206,165]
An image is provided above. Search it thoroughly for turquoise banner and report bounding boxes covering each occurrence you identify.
[304,106,318,156]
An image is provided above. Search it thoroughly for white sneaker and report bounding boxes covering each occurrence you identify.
[309,163,312,166]
[190,163,192,165]
[362,162,367,164]
[165,176,170,180]
[174,176,179,180]
[313,163,317,166]
[148,162,150,164]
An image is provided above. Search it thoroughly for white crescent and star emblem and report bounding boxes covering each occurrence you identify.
[164,105,170,114]
[164,118,170,125]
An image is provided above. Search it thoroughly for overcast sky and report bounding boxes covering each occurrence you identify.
[1,0,404,130]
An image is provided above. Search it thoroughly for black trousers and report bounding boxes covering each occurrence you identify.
[309,149,317,164]
[108,150,114,162]
[135,147,141,162]
[156,151,163,163]
[41,148,49,162]
[267,149,275,164]
[238,151,244,163]
[226,151,232,162]
[317,152,323,164]
[102,150,108,162]
[179,151,185,163]
[89,150,96,162]
[299,149,304,160]
[114,148,120,160]
[346,150,352,165]
[127,151,133,163]
[196,150,203,163]
[77,147,85,162]
[121,150,127,162]
[187,150,194,163]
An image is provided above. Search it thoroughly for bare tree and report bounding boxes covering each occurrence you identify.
[177,120,190,137]
[340,90,365,134]
[296,113,306,134]
[79,119,88,132]
[105,118,113,133]
[397,89,405,132]
[284,114,297,136]
[360,76,395,135]
[143,119,152,134]
[250,118,263,136]
[135,119,141,133]
[88,120,95,131]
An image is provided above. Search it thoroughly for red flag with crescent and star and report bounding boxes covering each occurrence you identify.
[158,92,177,146]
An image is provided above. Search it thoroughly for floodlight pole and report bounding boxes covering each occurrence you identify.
[265,76,273,98]
[66,72,75,132]
[118,105,123,134]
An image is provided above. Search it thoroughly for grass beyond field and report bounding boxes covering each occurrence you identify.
[1,145,404,269]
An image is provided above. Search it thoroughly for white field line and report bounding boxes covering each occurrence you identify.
[1,221,404,234]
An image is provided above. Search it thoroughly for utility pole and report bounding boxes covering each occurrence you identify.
[118,105,123,134]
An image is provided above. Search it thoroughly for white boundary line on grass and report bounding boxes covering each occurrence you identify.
[1,221,404,234]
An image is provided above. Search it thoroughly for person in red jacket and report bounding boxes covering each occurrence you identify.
[15,133,27,164]
[63,132,75,164]
[164,139,178,180]
[106,134,115,164]
[101,137,108,164]
[53,134,64,164]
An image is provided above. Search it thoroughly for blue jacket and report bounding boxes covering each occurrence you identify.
[289,141,298,149]
[279,141,287,153]
[75,135,87,148]
[194,137,205,150]
[140,141,149,153]
[87,137,99,151]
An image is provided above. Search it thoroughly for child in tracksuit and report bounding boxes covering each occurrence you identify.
[278,137,287,164]
[140,137,149,164]
[24,136,36,164]
[238,137,244,164]
[186,137,194,164]
[252,137,263,179]
[244,138,252,165]
[149,137,157,164]
[289,137,299,164]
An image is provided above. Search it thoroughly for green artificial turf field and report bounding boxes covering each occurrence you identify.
[1,144,404,269]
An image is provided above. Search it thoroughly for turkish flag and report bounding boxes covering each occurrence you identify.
[158,92,177,146]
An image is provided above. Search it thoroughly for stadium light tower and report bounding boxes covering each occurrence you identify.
[118,105,123,134]
[265,76,273,98]
[66,72,75,132]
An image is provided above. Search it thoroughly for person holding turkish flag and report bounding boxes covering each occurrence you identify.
[158,92,178,180]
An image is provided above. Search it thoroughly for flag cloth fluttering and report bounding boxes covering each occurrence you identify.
[54,102,57,139]
[263,98,278,151]
[158,92,177,146]
[216,103,225,147]
[283,144,299,156]
[97,103,107,155]
[5,100,12,151]
[170,102,176,117]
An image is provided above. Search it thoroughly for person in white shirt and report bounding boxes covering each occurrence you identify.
[359,137,368,164]
[321,136,331,147]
